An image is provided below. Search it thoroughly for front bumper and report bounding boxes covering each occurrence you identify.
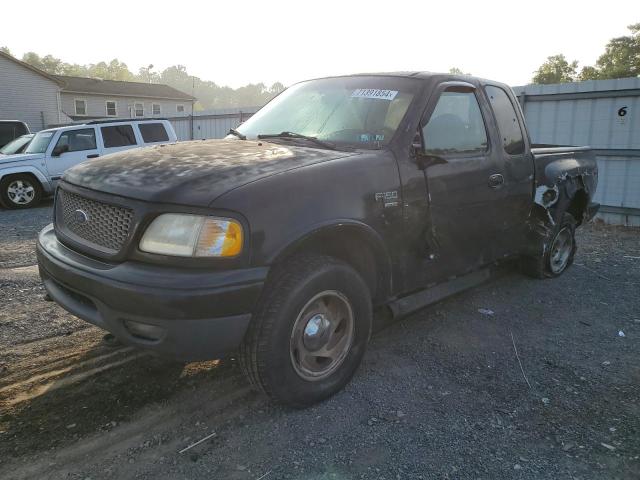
[37,224,267,361]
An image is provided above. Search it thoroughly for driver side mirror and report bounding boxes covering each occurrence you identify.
[412,130,447,170]
[52,144,69,157]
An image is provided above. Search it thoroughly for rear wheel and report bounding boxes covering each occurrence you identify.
[521,212,577,278]
[0,174,42,209]
[240,254,372,407]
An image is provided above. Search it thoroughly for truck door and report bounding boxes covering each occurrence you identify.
[46,127,100,182]
[417,83,511,280]
[483,85,534,254]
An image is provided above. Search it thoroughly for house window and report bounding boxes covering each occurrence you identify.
[105,101,117,117]
[152,103,161,115]
[75,99,87,116]
[134,102,144,117]
[176,104,185,113]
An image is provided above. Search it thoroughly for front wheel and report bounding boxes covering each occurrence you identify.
[0,174,43,209]
[240,254,372,407]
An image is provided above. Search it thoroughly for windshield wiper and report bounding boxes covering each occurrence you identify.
[228,128,246,140]
[257,131,337,150]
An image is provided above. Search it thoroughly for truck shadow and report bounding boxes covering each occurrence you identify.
[0,334,243,462]
[0,264,516,464]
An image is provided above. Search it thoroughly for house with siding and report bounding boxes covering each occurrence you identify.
[0,50,66,130]
[0,51,194,131]
[54,75,194,121]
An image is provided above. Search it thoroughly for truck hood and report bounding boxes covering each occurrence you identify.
[64,139,359,206]
[0,153,43,165]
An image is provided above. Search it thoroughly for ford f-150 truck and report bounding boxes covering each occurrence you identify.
[37,73,599,407]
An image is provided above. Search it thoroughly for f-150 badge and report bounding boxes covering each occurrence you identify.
[375,191,399,208]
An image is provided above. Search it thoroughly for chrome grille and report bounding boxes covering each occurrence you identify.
[57,189,133,253]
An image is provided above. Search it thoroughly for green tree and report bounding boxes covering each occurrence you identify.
[1,46,11,55]
[449,67,471,75]
[21,52,70,75]
[85,59,135,81]
[18,49,285,108]
[138,64,160,84]
[532,54,578,84]
[578,65,600,81]
[586,23,640,79]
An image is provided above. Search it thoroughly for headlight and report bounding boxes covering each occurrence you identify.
[139,214,243,257]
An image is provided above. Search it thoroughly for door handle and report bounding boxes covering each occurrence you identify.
[87,154,100,159]
[488,173,504,188]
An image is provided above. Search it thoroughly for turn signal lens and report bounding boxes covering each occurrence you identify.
[195,218,243,257]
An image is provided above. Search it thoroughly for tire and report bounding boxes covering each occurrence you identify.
[0,174,43,209]
[520,212,577,279]
[240,254,372,407]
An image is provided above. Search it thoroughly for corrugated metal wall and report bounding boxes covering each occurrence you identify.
[168,107,260,142]
[513,77,640,226]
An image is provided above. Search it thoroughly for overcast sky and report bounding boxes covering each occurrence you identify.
[4,0,639,88]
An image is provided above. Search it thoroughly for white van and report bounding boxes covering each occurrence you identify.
[0,119,177,209]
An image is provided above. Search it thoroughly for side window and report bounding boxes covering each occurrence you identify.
[134,102,144,117]
[485,86,525,155]
[0,124,15,147]
[101,125,137,148]
[139,123,169,143]
[422,90,488,154]
[55,128,96,153]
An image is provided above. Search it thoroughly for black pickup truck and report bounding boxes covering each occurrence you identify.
[37,73,599,406]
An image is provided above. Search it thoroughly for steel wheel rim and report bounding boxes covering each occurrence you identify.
[550,227,573,274]
[290,290,355,382]
[6,179,35,205]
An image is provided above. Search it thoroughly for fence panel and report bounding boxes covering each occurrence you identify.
[168,107,260,142]
[514,77,640,226]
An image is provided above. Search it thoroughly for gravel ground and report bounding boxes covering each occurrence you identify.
[0,200,53,269]
[0,206,638,480]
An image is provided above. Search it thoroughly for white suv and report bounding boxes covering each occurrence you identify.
[0,119,177,209]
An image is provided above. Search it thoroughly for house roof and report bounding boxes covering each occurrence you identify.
[54,75,195,101]
[0,50,64,85]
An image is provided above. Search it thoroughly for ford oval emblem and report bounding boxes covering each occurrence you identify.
[73,209,89,224]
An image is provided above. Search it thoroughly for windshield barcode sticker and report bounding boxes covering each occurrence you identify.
[351,89,398,101]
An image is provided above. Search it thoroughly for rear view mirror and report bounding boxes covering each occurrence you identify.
[412,130,447,170]
[52,144,69,157]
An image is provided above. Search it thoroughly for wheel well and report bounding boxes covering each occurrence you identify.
[1,172,42,189]
[566,189,589,225]
[272,227,390,303]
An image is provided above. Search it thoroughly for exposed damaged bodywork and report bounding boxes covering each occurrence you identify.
[528,145,599,255]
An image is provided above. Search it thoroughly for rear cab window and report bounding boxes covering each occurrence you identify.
[139,123,169,143]
[485,86,525,155]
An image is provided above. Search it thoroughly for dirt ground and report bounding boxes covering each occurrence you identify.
[0,203,638,480]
